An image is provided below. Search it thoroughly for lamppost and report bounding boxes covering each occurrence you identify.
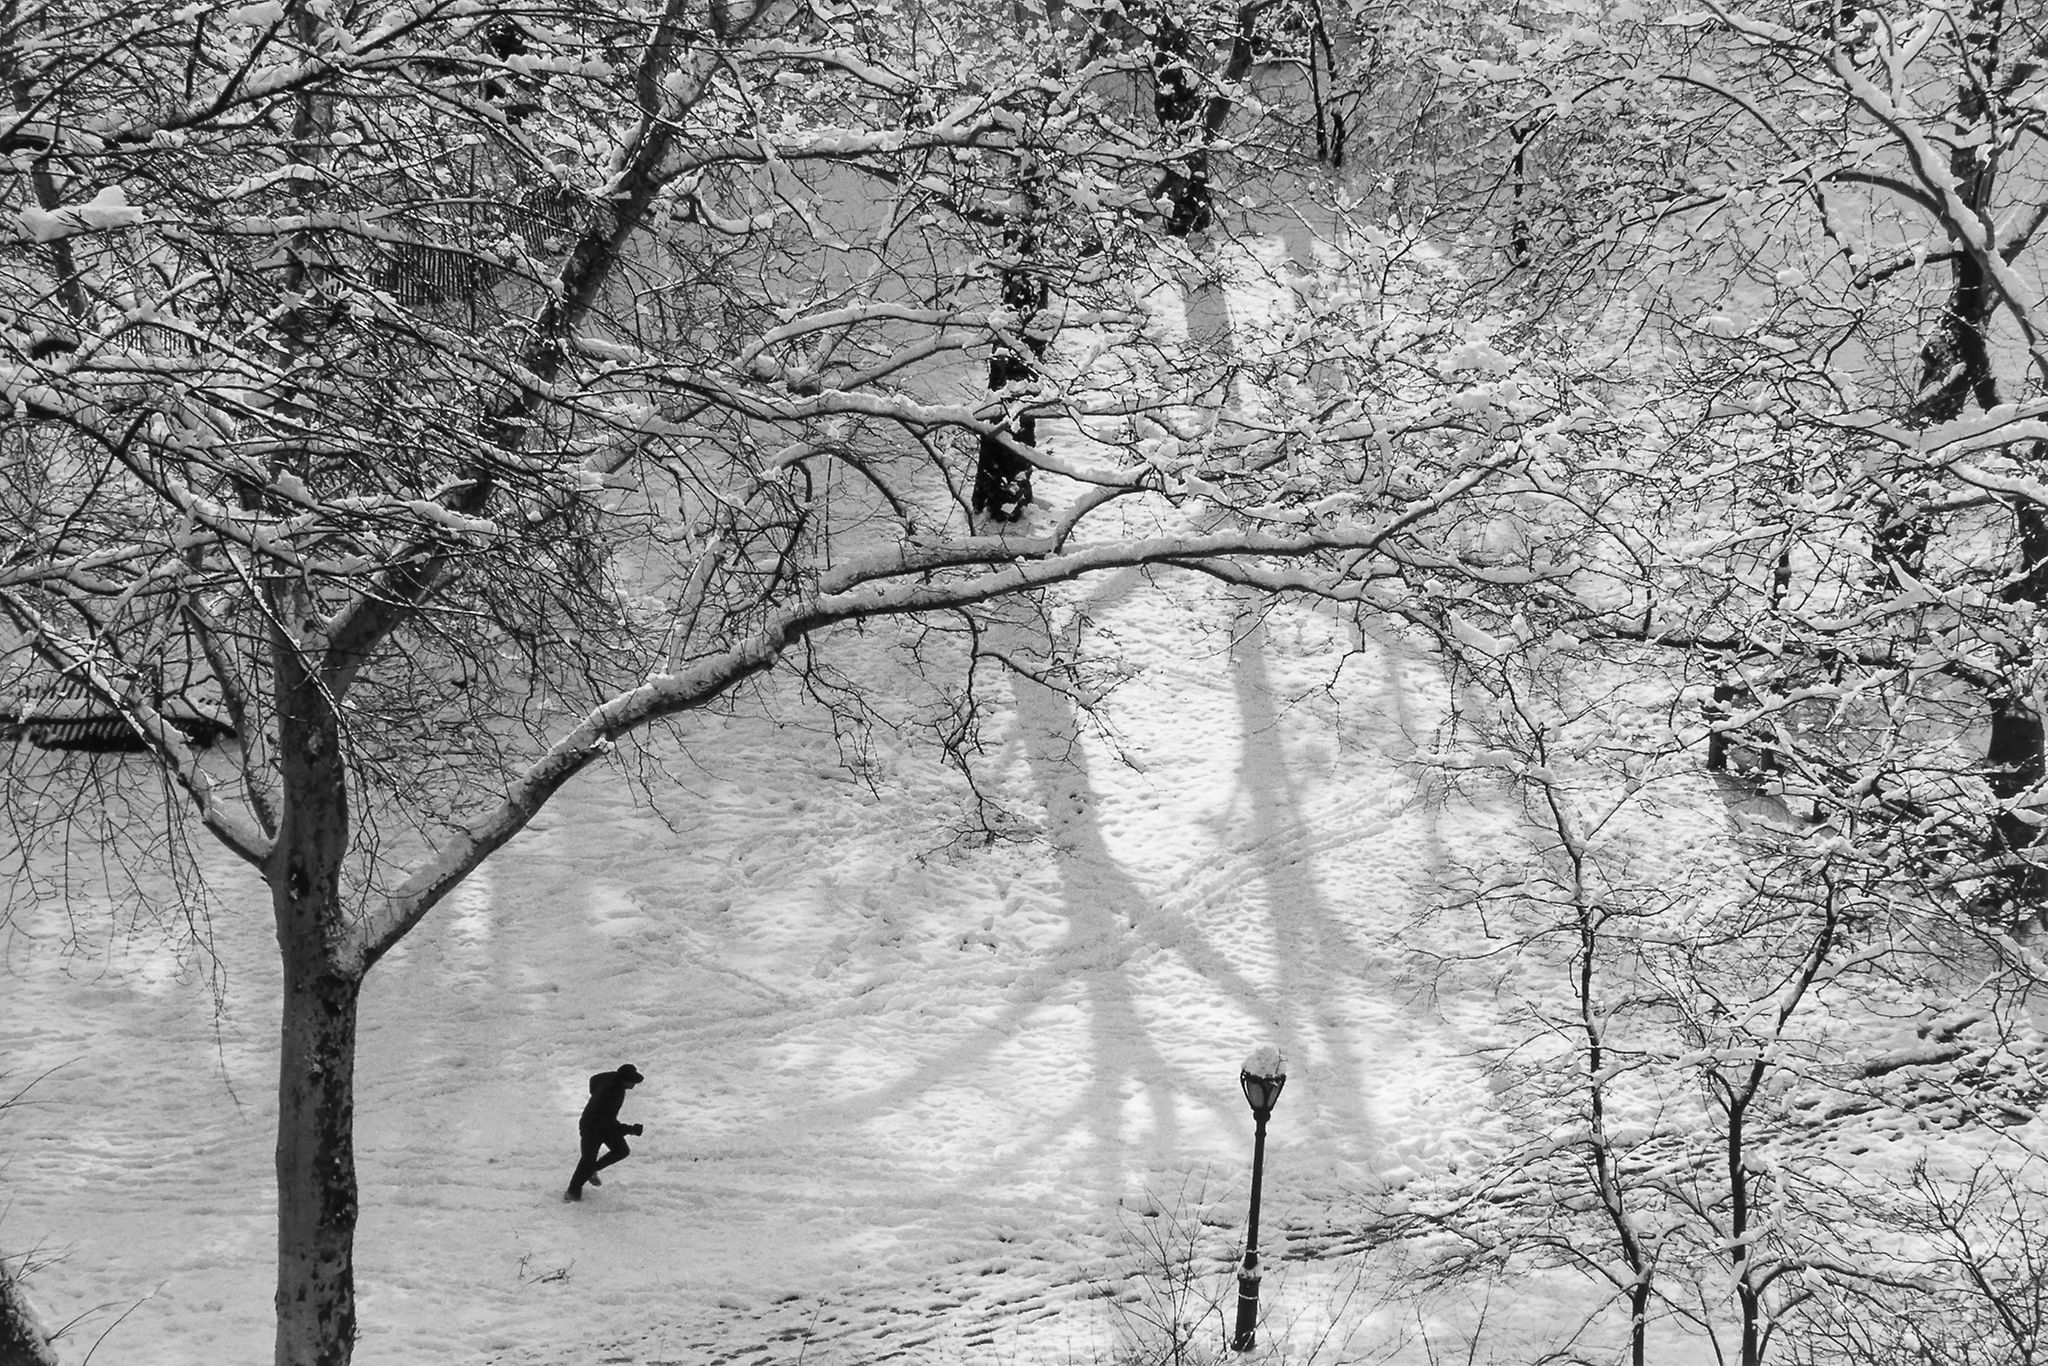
[1232,1046,1286,1353]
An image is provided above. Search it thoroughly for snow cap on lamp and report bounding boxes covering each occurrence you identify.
[1240,1045,1286,1113]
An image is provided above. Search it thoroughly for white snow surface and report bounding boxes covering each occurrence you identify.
[3,236,1721,1365]
[4,577,1531,1365]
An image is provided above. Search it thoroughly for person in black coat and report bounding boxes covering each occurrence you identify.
[564,1064,644,1201]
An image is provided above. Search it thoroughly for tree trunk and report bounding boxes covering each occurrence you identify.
[273,952,362,1366]
[974,166,1048,524]
[270,625,363,1366]
[1980,490,2048,921]
[0,1258,58,1366]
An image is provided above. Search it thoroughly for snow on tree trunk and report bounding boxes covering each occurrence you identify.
[0,1259,58,1366]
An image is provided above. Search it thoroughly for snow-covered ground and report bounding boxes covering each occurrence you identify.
[0,232,1741,1366]
[3,549,1577,1365]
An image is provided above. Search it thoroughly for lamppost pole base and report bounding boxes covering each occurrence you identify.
[1231,1261,1260,1352]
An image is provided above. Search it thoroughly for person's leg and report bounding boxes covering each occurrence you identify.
[566,1129,604,1199]
[591,1133,631,1174]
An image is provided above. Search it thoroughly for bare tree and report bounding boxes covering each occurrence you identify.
[1431,0,2048,919]
[1374,638,2048,1365]
[1197,4,2048,1357]
[1806,1153,2048,1366]
[0,0,1578,1360]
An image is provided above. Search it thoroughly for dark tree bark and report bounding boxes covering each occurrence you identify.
[0,1260,58,1366]
[269,617,366,1366]
[1133,0,1266,237]
[973,162,1051,522]
[272,957,363,1366]
[1979,491,2048,917]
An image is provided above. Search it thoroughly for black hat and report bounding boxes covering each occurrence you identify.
[617,1064,644,1085]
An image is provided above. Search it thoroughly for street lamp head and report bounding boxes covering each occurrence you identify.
[1239,1044,1286,1116]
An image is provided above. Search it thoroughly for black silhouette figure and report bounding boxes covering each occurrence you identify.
[564,1064,644,1201]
